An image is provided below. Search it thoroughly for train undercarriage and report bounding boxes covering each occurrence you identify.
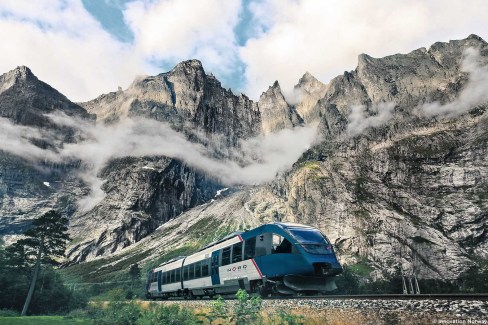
[146,275,337,300]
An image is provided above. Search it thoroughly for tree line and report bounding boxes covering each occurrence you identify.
[0,210,86,315]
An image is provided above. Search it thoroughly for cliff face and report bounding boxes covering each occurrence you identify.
[258,81,303,133]
[67,157,220,263]
[107,34,487,280]
[238,34,488,279]
[81,60,261,146]
[0,66,91,241]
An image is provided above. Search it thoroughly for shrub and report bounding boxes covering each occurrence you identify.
[94,301,142,325]
[137,303,199,325]
[232,289,262,325]
[275,309,305,325]
[202,295,228,324]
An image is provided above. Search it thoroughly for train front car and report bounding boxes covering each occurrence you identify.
[247,222,342,296]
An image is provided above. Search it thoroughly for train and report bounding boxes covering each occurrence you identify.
[145,222,342,299]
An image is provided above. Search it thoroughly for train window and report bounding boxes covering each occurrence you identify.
[165,271,170,284]
[151,272,157,282]
[244,237,256,260]
[183,266,188,281]
[176,268,181,282]
[189,263,195,280]
[202,259,209,277]
[232,242,243,263]
[221,246,231,266]
[170,269,175,283]
[195,261,201,278]
[255,233,272,256]
[273,234,292,254]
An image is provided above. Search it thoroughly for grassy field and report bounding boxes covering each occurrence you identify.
[0,316,92,325]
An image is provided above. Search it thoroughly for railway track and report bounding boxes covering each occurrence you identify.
[267,294,488,301]
[152,293,488,301]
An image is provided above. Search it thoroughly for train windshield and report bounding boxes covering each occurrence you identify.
[289,228,332,255]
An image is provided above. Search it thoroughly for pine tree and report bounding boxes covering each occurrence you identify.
[10,210,71,316]
[129,263,141,283]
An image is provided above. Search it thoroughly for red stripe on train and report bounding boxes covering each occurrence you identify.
[251,258,263,278]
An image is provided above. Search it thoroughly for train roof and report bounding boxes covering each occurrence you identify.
[196,222,316,252]
[197,231,244,252]
[157,255,186,267]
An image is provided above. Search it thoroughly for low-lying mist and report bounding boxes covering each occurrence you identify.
[0,114,319,212]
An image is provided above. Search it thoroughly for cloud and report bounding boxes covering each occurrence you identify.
[0,117,61,162]
[30,114,318,211]
[422,47,488,117]
[240,0,488,100]
[2,0,488,105]
[346,102,396,136]
[123,0,242,76]
[0,0,145,102]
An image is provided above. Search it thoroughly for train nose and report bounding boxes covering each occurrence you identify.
[313,262,342,276]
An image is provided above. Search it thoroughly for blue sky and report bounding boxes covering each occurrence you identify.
[1,0,487,102]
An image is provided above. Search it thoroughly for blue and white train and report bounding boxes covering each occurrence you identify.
[145,222,342,299]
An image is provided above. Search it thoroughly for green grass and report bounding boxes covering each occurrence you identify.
[348,261,374,277]
[298,160,321,171]
[0,316,92,325]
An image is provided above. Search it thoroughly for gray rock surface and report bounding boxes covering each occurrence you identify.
[81,60,261,146]
[258,81,303,134]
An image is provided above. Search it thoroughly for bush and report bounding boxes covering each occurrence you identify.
[232,289,262,325]
[94,301,142,325]
[65,308,90,319]
[137,303,199,325]
[206,295,228,324]
[274,309,305,325]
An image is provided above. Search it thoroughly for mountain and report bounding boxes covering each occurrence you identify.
[0,66,92,241]
[293,72,328,122]
[80,60,261,146]
[0,66,91,128]
[258,81,303,133]
[1,35,488,283]
[81,34,487,281]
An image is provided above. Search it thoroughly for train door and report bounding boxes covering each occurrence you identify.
[211,250,221,285]
[157,270,162,292]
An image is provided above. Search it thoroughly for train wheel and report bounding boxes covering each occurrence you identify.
[258,285,269,298]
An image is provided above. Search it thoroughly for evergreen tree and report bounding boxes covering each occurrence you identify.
[129,263,141,284]
[9,210,71,316]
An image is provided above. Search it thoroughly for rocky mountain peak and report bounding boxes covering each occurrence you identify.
[0,66,91,127]
[467,33,485,42]
[299,71,317,83]
[258,80,303,133]
[261,80,284,99]
[7,65,35,81]
[293,72,328,122]
[170,59,205,78]
[0,66,37,92]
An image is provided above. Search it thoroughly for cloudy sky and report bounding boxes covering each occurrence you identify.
[1,0,487,102]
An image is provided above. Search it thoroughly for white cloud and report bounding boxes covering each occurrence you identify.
[1,0,488,105]
[347,102,396,136]
[240,0,488,100]
[37,114,318,211]
[0,0,145,102]
[123,0,242,76]
[422,47,488,117]
[0,117,61,162]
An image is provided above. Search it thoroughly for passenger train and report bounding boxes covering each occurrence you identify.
[145,222,342,299]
